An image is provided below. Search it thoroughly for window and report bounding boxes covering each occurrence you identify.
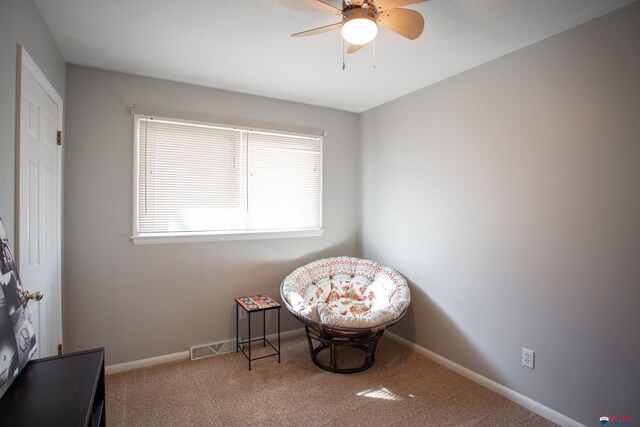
[132,115,322,244]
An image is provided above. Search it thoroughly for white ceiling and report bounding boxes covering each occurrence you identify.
[34,0,635,113]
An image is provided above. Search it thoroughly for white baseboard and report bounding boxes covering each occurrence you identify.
[106,350,189,374]
[385,331,583,427]
[105,328,305,375]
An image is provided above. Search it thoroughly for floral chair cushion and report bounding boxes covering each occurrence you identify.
[282,257,410,329]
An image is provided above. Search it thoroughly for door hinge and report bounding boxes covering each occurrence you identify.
[57,130,62,146]
[58,343,63,355]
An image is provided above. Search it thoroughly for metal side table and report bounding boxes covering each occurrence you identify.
[235,294,281,371]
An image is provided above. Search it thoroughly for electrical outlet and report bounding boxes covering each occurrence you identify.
[522,348,535,369]
[239,309,247,320]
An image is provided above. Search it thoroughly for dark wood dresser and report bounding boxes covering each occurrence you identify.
[0,348,105,427]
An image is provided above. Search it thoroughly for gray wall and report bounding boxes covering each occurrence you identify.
[0,0,65,243]
[64,65,361,365]
[361,3,640,425]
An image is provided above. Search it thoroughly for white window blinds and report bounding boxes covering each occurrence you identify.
[135,116,322,236]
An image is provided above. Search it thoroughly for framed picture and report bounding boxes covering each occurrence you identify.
[0,217,37,399]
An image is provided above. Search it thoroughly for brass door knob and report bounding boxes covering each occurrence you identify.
[23,290,43,301]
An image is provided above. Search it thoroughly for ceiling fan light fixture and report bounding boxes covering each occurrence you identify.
[341,8,378,46]
[342,18,378,45]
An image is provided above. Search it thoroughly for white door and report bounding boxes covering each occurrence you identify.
[17,47,62,359]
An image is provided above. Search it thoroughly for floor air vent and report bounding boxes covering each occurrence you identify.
[190,340,236,361]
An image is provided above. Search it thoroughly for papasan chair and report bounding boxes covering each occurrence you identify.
[280,257,410,373]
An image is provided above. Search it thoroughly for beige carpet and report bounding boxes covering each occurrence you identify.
[106,335,556,426]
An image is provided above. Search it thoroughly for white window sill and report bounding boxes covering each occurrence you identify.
[130,228,324,245]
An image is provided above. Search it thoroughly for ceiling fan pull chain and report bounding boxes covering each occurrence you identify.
[372,38,376,71]
[342,37,346,71]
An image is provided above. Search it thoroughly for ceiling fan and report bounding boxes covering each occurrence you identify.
[291,0,429,54]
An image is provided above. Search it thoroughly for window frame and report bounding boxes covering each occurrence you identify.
[131,114,324,245]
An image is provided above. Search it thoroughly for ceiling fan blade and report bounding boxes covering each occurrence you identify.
[315,0,343,15]
[291,22,342,37]
[377,8,424,40]
[346,43,367,54]
[372,0,429,12]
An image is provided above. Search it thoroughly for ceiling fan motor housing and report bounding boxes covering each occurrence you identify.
[342,6,378,24]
